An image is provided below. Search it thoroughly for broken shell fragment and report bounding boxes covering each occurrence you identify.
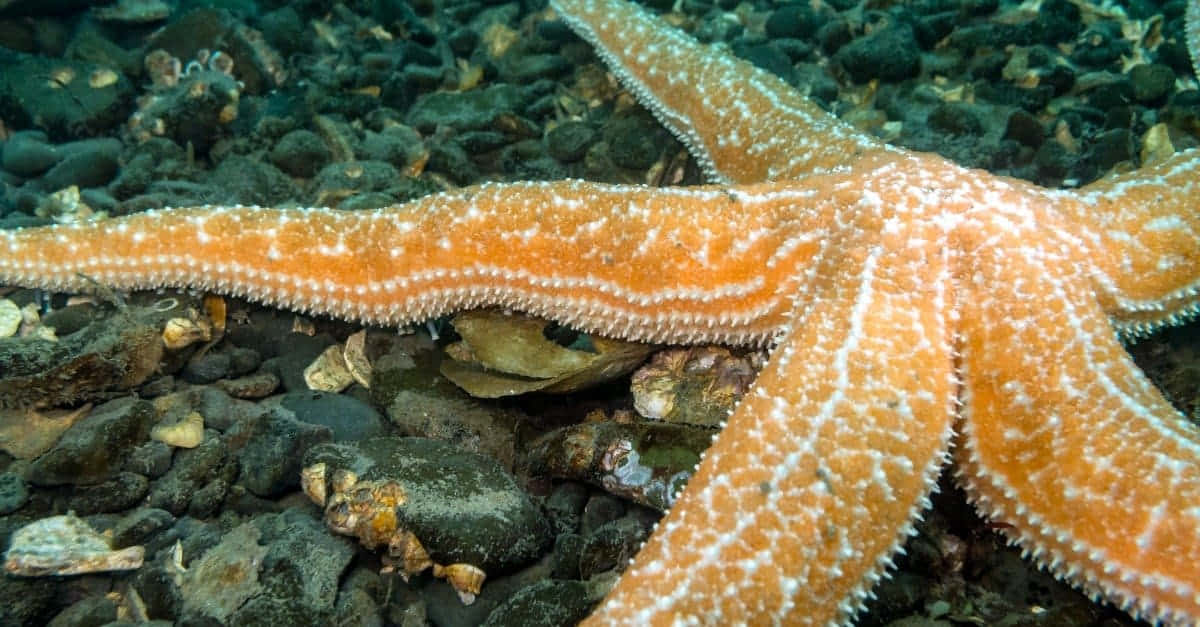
[433,563,486,604]
[301,462,327,506]
[89,68,119,88]
[330,468,358,494]
[343,329,372,388]
[48,66,76,87]
[304,344,354,392]
[384,529,433,581]
[162,317,211,350]
[630,346,758,426]
[150,411,204,448]
[439,310,655,397]
[0,299,20,337]
[4,513,144,576]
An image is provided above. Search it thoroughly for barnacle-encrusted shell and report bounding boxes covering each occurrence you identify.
[630,346,758,426]
[384,529,433,580]
[323,478,407,550]
[4,513,144,576]
[433,563,486,604]
[330,468,358,494]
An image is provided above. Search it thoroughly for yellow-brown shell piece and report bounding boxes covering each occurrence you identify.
[48,66,76,88]
[300,462,327,506]
[330,468,358,494]
[370,480,406,508]
[89,68,119,88]
[303,344,354,392]
[323,493,358,536]
[385,529,432,581]
[0,299,20,338]
[218,103,237,125]
[433,563,486,604]
[149,410,204,448]
[161,317,211,350]
[343,330,372,388]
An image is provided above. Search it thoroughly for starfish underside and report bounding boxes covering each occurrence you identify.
[2,0,1200,625]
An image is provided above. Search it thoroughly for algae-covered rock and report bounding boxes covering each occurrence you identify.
[179,509,355,625]
[481,579,598,627]
[0,49,133,140]
[25,397,155,486]
[0,303,176,409]
[526,420,711,511]
[304,436,552,572]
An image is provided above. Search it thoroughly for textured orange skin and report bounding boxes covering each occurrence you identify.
[3,0,1200,624]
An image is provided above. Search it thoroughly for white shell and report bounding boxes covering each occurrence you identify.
[4,513,144,576]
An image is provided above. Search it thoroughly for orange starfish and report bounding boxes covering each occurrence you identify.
[2,0,1200,624]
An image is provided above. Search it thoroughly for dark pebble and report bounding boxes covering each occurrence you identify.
[231,410,332,497]
[312,160,401,198]
[187,478,229,518]
[733,40,799,86]
[227,346,262,377]
[305,436,552,571]
[26,397,156,487]
[834,24,920,83]
[1069,24,1130,68]
[481,579,596,627]
[39,138,121,190]
[111,507,176,548]
[1090,128,1135,172]
[603,111,672,170]
[427,141,481,185]
[406,84,528,133]
[359,125,425,170]
[210,155,299,206]
[0,471,29,514]
[123,440,174,478]
[1129,63,1175,104]
[579,516,650,579]
[925,103,984,138]
[1,132,60,177]
[765,4,822,40]
[580,494,625,535]
[448,27,481,57]
[45,596,118,627]
[549,532,585,579]
[271,390,388,442]
[270,129,331,178]
[147,434,229,515]
[545,481,589,535]
[69,471,149,514]
[1003,110,1044,148]
[1030,0,1082,44]
[182,351,232,384]
[501,53,572,83]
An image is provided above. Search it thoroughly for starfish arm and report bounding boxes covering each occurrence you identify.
[955,216,1200,624]
[1072,149,1200,336]
[550,0,894,185]
[585,224,956,625]
[0,180,831,345]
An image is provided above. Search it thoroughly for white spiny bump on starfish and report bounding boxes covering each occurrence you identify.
[2,0,1200,625]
